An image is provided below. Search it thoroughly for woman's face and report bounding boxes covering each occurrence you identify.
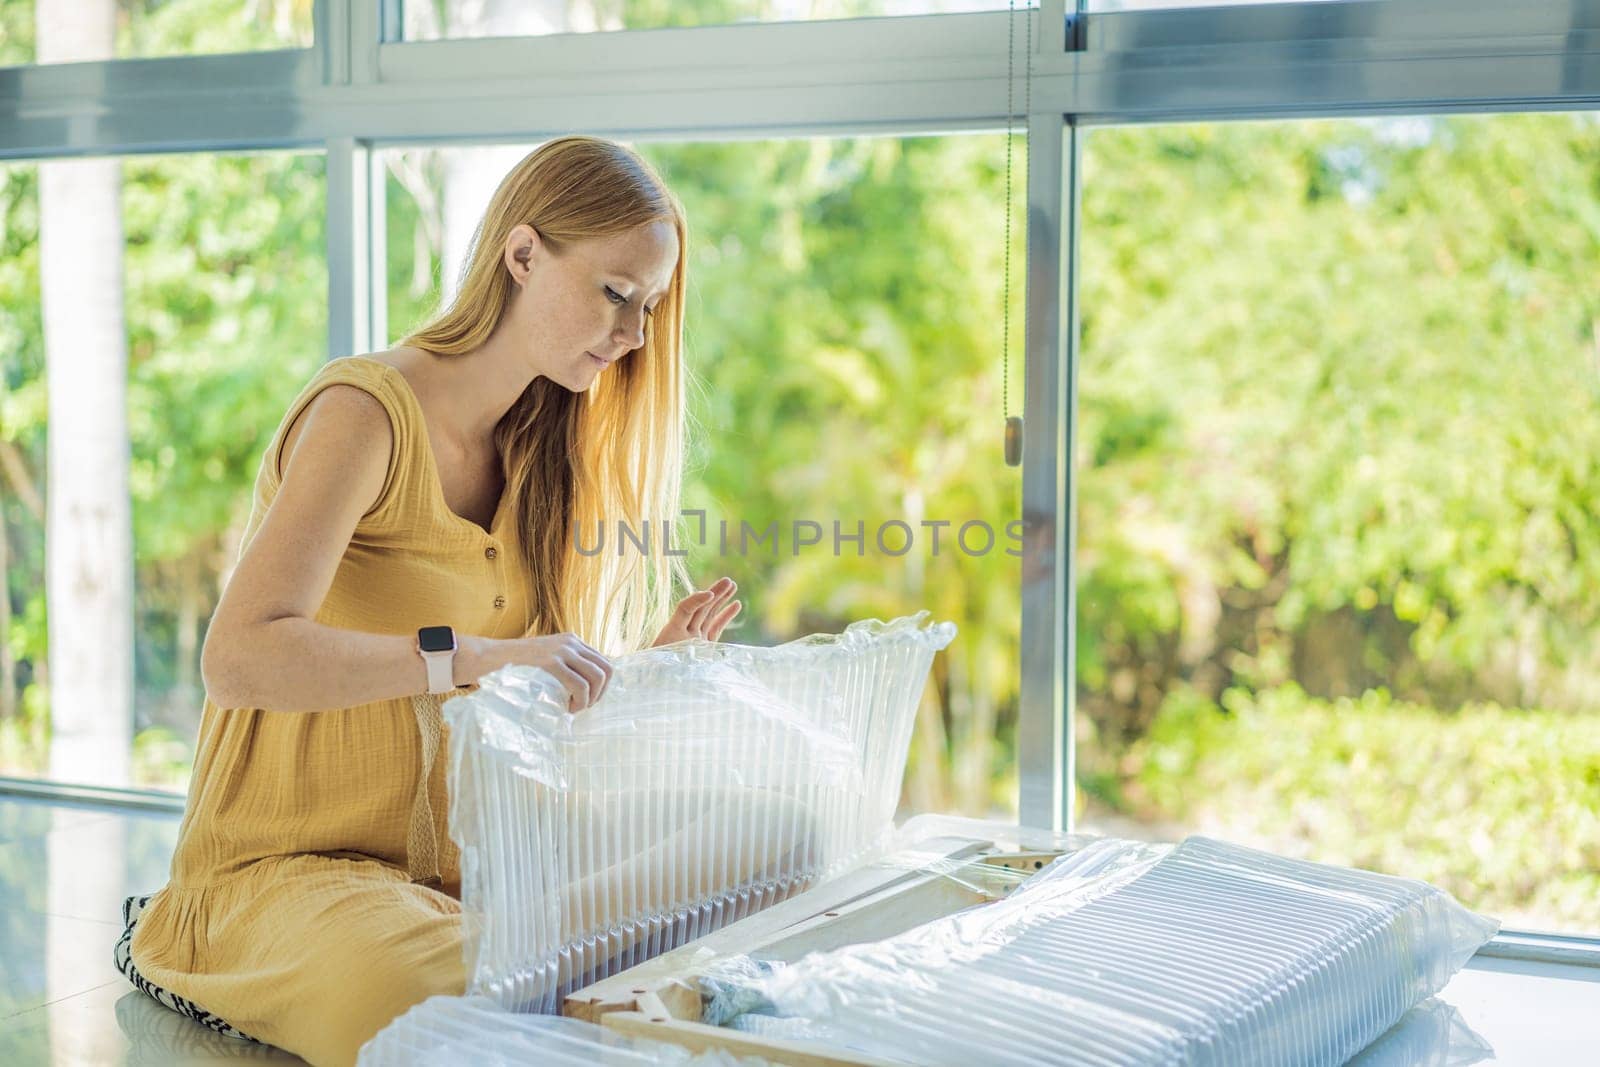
[505,219,679,391]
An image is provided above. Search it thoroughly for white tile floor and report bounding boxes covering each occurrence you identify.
[0,796,306,1066]
[0,793,1596,1065]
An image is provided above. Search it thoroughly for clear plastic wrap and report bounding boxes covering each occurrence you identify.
[892,812,1096,855]
[444,612,956,1012]
[356,995,767,1066]
[724,836,1500,1066]
[1347,998,1494,1067]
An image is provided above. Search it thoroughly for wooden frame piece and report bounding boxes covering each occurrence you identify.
[564,834,1066,1066]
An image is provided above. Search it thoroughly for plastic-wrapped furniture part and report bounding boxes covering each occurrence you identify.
[742,836,1499,1067]
[445,613,956,1011]
[356,995,766,1066]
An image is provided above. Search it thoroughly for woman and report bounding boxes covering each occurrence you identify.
[126,137,741,1066]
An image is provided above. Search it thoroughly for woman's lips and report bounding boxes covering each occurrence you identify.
[587,352,610,367]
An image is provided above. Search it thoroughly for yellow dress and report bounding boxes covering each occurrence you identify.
[129,355,534,1067]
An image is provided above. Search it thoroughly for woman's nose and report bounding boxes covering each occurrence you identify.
[613,309,646,349]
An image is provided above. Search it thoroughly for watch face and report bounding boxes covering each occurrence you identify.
[418,625,456,653]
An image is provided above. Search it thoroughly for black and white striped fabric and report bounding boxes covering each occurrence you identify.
[114,893,263,1044]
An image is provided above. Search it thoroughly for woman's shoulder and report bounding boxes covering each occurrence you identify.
[310,350,405,391]
[345,347,410,378]
[290,351,433,431]
[256,353,419,508]
[279,355,413,444]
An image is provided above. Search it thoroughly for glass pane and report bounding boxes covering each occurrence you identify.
[0,0,312,68]
[1085,1,1339,10]
[0,150,327,793]
[383,134,1024,816]
[1075,112,1600,935]
[403,0,1014,40]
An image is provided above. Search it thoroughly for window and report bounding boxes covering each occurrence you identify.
[1085,1,1337,10]
[383,134,1024,815]
[402,0,1016,40]
[0,150,326,793]
[0,0,312,68]
[1073,112,1600,934]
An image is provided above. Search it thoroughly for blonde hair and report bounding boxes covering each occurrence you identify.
[400,136,690,654]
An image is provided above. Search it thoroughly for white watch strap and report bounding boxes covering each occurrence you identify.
[421,649,455,695]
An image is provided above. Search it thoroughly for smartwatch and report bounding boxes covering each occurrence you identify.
[417,625,458,695]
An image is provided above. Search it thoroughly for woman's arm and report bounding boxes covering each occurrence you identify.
[200,385,610,712]
[201,384,402,711]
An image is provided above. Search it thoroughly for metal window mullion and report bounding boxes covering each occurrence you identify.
[379,0,405,45]
[349,0,383,86]
[327,136,382,361]
[1039,0,1066,52]
[316,0,350,88]
[367,144,387,351]
[1018,112,1077,833]
[317,0,386,87]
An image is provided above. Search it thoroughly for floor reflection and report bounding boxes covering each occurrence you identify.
[1349,998,1495,1066]
[115,988,302,1065]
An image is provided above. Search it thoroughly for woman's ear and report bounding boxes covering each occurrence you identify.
[503,224,543,288]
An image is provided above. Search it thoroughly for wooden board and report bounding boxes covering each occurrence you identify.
[564,836,990,1023]
[607,994,901,1067]
[564,834,1065,1065]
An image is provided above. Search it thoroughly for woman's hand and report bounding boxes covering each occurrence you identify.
[651,576,742,648]
[506,632,614,712]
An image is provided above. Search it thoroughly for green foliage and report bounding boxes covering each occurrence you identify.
[1,148,327,766]
[385,155,443,342]
[131,724,193,790]
[0,166,42,409]
[1126,684,1600,930]
[640,135,1024,813]
[118,0,311,55]
[583,0,992,30]
[590,0,770,27]
[0,682,46,775]
[0,0,314,63]
[123,151,328,561]
[0,0,29,66]
[1079,117,1600,721]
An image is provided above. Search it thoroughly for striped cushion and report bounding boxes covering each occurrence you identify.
[114,893,262,1044]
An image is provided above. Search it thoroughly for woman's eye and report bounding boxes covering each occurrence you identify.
[644,305,657,318]
[604,286,626,304]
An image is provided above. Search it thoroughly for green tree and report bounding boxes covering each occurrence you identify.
[1076,116,1600,773]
